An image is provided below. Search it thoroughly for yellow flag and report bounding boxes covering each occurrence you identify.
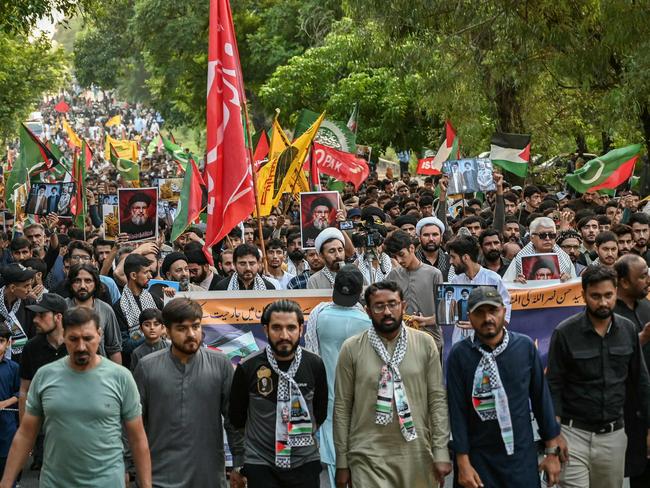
[62,119,82,148]
[105,114,122,127]
[272,112,324,205]
[257,117,290,216]
[105,135,138,162]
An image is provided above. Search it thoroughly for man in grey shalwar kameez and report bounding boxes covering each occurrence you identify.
[134,297,244,488]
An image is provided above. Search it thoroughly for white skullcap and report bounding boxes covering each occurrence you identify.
[416,217,445,236]
[314,227,345,253]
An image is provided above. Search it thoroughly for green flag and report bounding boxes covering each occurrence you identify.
[73,141,91,229]
[161,134,191,171]
[294,109,356,152]
[565,144,641,193]
[109,144,140,181]
[6,125,58,210]
[170,159,206,242]
[47,141,72,180]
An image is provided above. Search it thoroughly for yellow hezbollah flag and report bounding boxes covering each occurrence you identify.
[105,134,138,162]
[257,117,290,216]
[272,112,324,205]
[62,119,82,148]
[105,114,122,127]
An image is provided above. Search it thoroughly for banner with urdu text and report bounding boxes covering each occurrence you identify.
[179,280,584,365]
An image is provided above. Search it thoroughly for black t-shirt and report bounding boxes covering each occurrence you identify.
[19,333,68,380]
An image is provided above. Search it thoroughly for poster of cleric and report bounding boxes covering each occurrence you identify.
[299,191,340,249]
[118,187,159,242]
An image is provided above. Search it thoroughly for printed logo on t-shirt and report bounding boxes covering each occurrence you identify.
[256,366,273,397]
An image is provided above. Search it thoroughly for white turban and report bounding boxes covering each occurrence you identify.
[314,227,345,253]
[416,217,445,236]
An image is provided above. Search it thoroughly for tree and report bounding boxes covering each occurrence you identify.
[0,33,67,141]
[0,0,91,33]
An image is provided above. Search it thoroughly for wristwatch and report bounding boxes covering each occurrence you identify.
[544,446,561,456]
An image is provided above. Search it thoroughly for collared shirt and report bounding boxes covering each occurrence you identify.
[614,297,650,377]
[20,334,68,381]
[447,331,560,455]
[546,311,650,424]
[287,271,312,290]
[451,266,512,323]
[477,256,511,277]
[0,358,19,456]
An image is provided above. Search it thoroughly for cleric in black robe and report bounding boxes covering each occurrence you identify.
[121,192,156,241]
[302,196,335,248]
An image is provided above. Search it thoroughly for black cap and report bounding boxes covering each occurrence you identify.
[394,215,418,228]
[310,196,334,211]
[128,193,152,207]
[468,286,503,313]
[26,293,67,314]
[332,264,364,307]
[161,252,187,277]
[1,263,37,284]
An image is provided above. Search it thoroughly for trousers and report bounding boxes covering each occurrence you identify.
[559,424,627,488]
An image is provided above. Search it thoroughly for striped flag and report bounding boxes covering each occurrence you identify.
[489,132,531,177]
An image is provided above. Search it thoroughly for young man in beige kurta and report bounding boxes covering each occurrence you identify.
[333,281,451,487]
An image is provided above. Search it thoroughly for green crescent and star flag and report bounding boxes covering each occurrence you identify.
[109,144,140,181]
[170,158,207,242]
[294,109,356,153]
[72,140,91,228]
[46,141,72,180]
[6,124,60,210]
[565,144,642,194]
[489,132,531,177]
[161,133,191,172]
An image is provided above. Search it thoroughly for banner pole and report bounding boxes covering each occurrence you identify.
[241,98,268,274]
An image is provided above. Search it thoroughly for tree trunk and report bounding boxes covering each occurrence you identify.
[494,78,524,133]
[575,132,588,155]
[601,131,613,154]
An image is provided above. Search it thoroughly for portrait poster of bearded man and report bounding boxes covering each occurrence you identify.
[118,187,159,242]
[299,191,340,248]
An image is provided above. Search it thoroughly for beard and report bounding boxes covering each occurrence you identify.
[454,261,467,275]
[475,320,503,340]
[313,218,328,230]
[422,242,439,252]
[588,305,613,320]
[72,351,90,366]
[484,250,501,261]
[72,288,92,302]
[172,337,200,355]
[131,215,147,226]
[288,249,304,262]
[270,338,299,358]
[371,314,402,335]
[179,278,190,291]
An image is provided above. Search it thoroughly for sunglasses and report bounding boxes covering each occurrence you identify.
[533,232,557,240]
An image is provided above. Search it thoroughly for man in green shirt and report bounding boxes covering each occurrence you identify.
[0,307,152,488]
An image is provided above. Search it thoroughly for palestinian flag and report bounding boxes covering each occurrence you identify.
[489,133,531,177]
[6,124,60,209]
[416,120,459,175]
[565,144,642,194]
[109,144,139,181]
[170,158,206,242]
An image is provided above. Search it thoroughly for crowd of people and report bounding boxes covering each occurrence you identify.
[0,88,647,487]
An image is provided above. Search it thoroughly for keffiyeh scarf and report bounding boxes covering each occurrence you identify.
[472,329,514,455]
[227,273,267,291]
[266,345,314,468]
[320,267,337,286]
[356,252,392,285]
[368,326,417,442]
[0,287,26,357]
[120,287,158,337]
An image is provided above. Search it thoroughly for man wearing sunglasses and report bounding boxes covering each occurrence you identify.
[502,217,577,283]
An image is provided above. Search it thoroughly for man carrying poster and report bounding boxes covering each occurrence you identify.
[300,192,339,248]
[118,188,158,242]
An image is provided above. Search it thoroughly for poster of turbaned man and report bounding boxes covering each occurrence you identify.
[118,187,158,242]
[299,191,340,249]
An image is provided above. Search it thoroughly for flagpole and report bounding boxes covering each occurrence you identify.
[241,100,268,274]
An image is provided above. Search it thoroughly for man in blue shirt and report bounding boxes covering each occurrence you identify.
[447,286,563,487]
[0,324,19,480]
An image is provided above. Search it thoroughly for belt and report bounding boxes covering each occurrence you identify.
[560,417,624,434]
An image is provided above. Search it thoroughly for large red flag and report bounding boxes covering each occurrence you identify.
[253,130,269,172]
[205,0,255,248]
[312,142,369,190]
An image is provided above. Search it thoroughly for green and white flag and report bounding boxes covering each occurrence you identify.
[294,109,356,152]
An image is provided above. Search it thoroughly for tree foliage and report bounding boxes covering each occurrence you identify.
[0,33,67,141]
[0,0,91,33]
